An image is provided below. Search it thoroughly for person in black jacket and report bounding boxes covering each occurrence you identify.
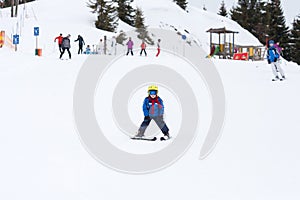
[74,35,85,54]
[59,34,71,59]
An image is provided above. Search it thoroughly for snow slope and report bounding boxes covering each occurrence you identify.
[0,0,261,55]
[1,0,300,200]
[135,0,262,48]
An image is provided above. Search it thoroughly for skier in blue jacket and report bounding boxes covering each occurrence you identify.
[267,40,286,81]
[135,85,170,140]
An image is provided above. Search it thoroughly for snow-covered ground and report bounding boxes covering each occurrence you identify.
[1,0,300,199]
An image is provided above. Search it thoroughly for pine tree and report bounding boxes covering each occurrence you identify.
[231,0,270,45]
[134,7,145,29]
[113,0,135,26]
[290,16,300,65]
[251,0,269,43]
[135,7,154,45]
[116,30,127,45]
[218,1,228,17]
[2,0,35,8]
[230,0,249,29]
[267,0,291,60]
[173,0,188,11]
[88,0,118,32]
[3,0,11,7]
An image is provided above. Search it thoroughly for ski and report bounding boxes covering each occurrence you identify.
[131,137,157,141]
[272,78,283,81]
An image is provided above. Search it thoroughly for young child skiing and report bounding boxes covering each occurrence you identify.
[126,37,134,56]
[84,45,91,54]
[135,85,170,141]
[140,41,147,56]
[267,40,286,81]
[156,39,161,57]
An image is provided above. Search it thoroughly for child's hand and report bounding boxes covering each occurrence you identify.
[144,116,150,120]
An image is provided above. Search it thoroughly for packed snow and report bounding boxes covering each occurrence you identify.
[0,0,300,200]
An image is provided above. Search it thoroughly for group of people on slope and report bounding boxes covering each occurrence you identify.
[54,33,162,59]
[54,34,118,59]
[54,33,72,59]
[126,37,161,57]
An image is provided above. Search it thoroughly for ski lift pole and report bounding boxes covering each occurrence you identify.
[34,27,39,55]
[13,34,19,51]
[182,34,187,57]
[36,35,38,49]
[104,35,107,55]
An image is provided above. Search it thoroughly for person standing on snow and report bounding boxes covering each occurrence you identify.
[156,39,161,57]
[59,34,71,60]
[126,37,134,56]
[110,36,117,55]
[140,41,147,56]
[135,85,170,141]
[74,35,85,54]
[54,33,63,53]
[274,42,284,55]
[97,38,104,54]
[84,45,91,54]
[267,40,286,81]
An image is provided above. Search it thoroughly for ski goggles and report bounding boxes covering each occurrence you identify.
[149,90,157,95]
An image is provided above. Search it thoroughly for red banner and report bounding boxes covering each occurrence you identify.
[233,52,249,60]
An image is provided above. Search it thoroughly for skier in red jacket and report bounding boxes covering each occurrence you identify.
[54,33,63,53]
[140,41,147,56]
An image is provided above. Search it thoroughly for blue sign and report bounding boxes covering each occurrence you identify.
[34,27,39,36]
[13,35,19,45]
[182,35,187,40]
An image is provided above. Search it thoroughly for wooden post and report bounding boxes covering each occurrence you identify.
[224,31,226,58]
[104,35,107,55]
[233,33,235,56]
[210,32,212,51]
[15,0,18,17]
[11,0,14,17]
[36,36,38,49]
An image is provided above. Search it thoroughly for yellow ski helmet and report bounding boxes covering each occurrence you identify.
[148,85,158,95]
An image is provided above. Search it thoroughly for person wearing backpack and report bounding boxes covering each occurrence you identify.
[267,40,286,81]
[59,34,71,60]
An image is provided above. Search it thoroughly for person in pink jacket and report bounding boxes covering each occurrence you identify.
[274,42,284,54]
[126,37,134,56]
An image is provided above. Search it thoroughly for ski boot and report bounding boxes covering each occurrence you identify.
[160,132,170,141]
[272,76,280,81]
[134,130,144,138]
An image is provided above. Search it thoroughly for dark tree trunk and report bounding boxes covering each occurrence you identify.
[11,0,14,17]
